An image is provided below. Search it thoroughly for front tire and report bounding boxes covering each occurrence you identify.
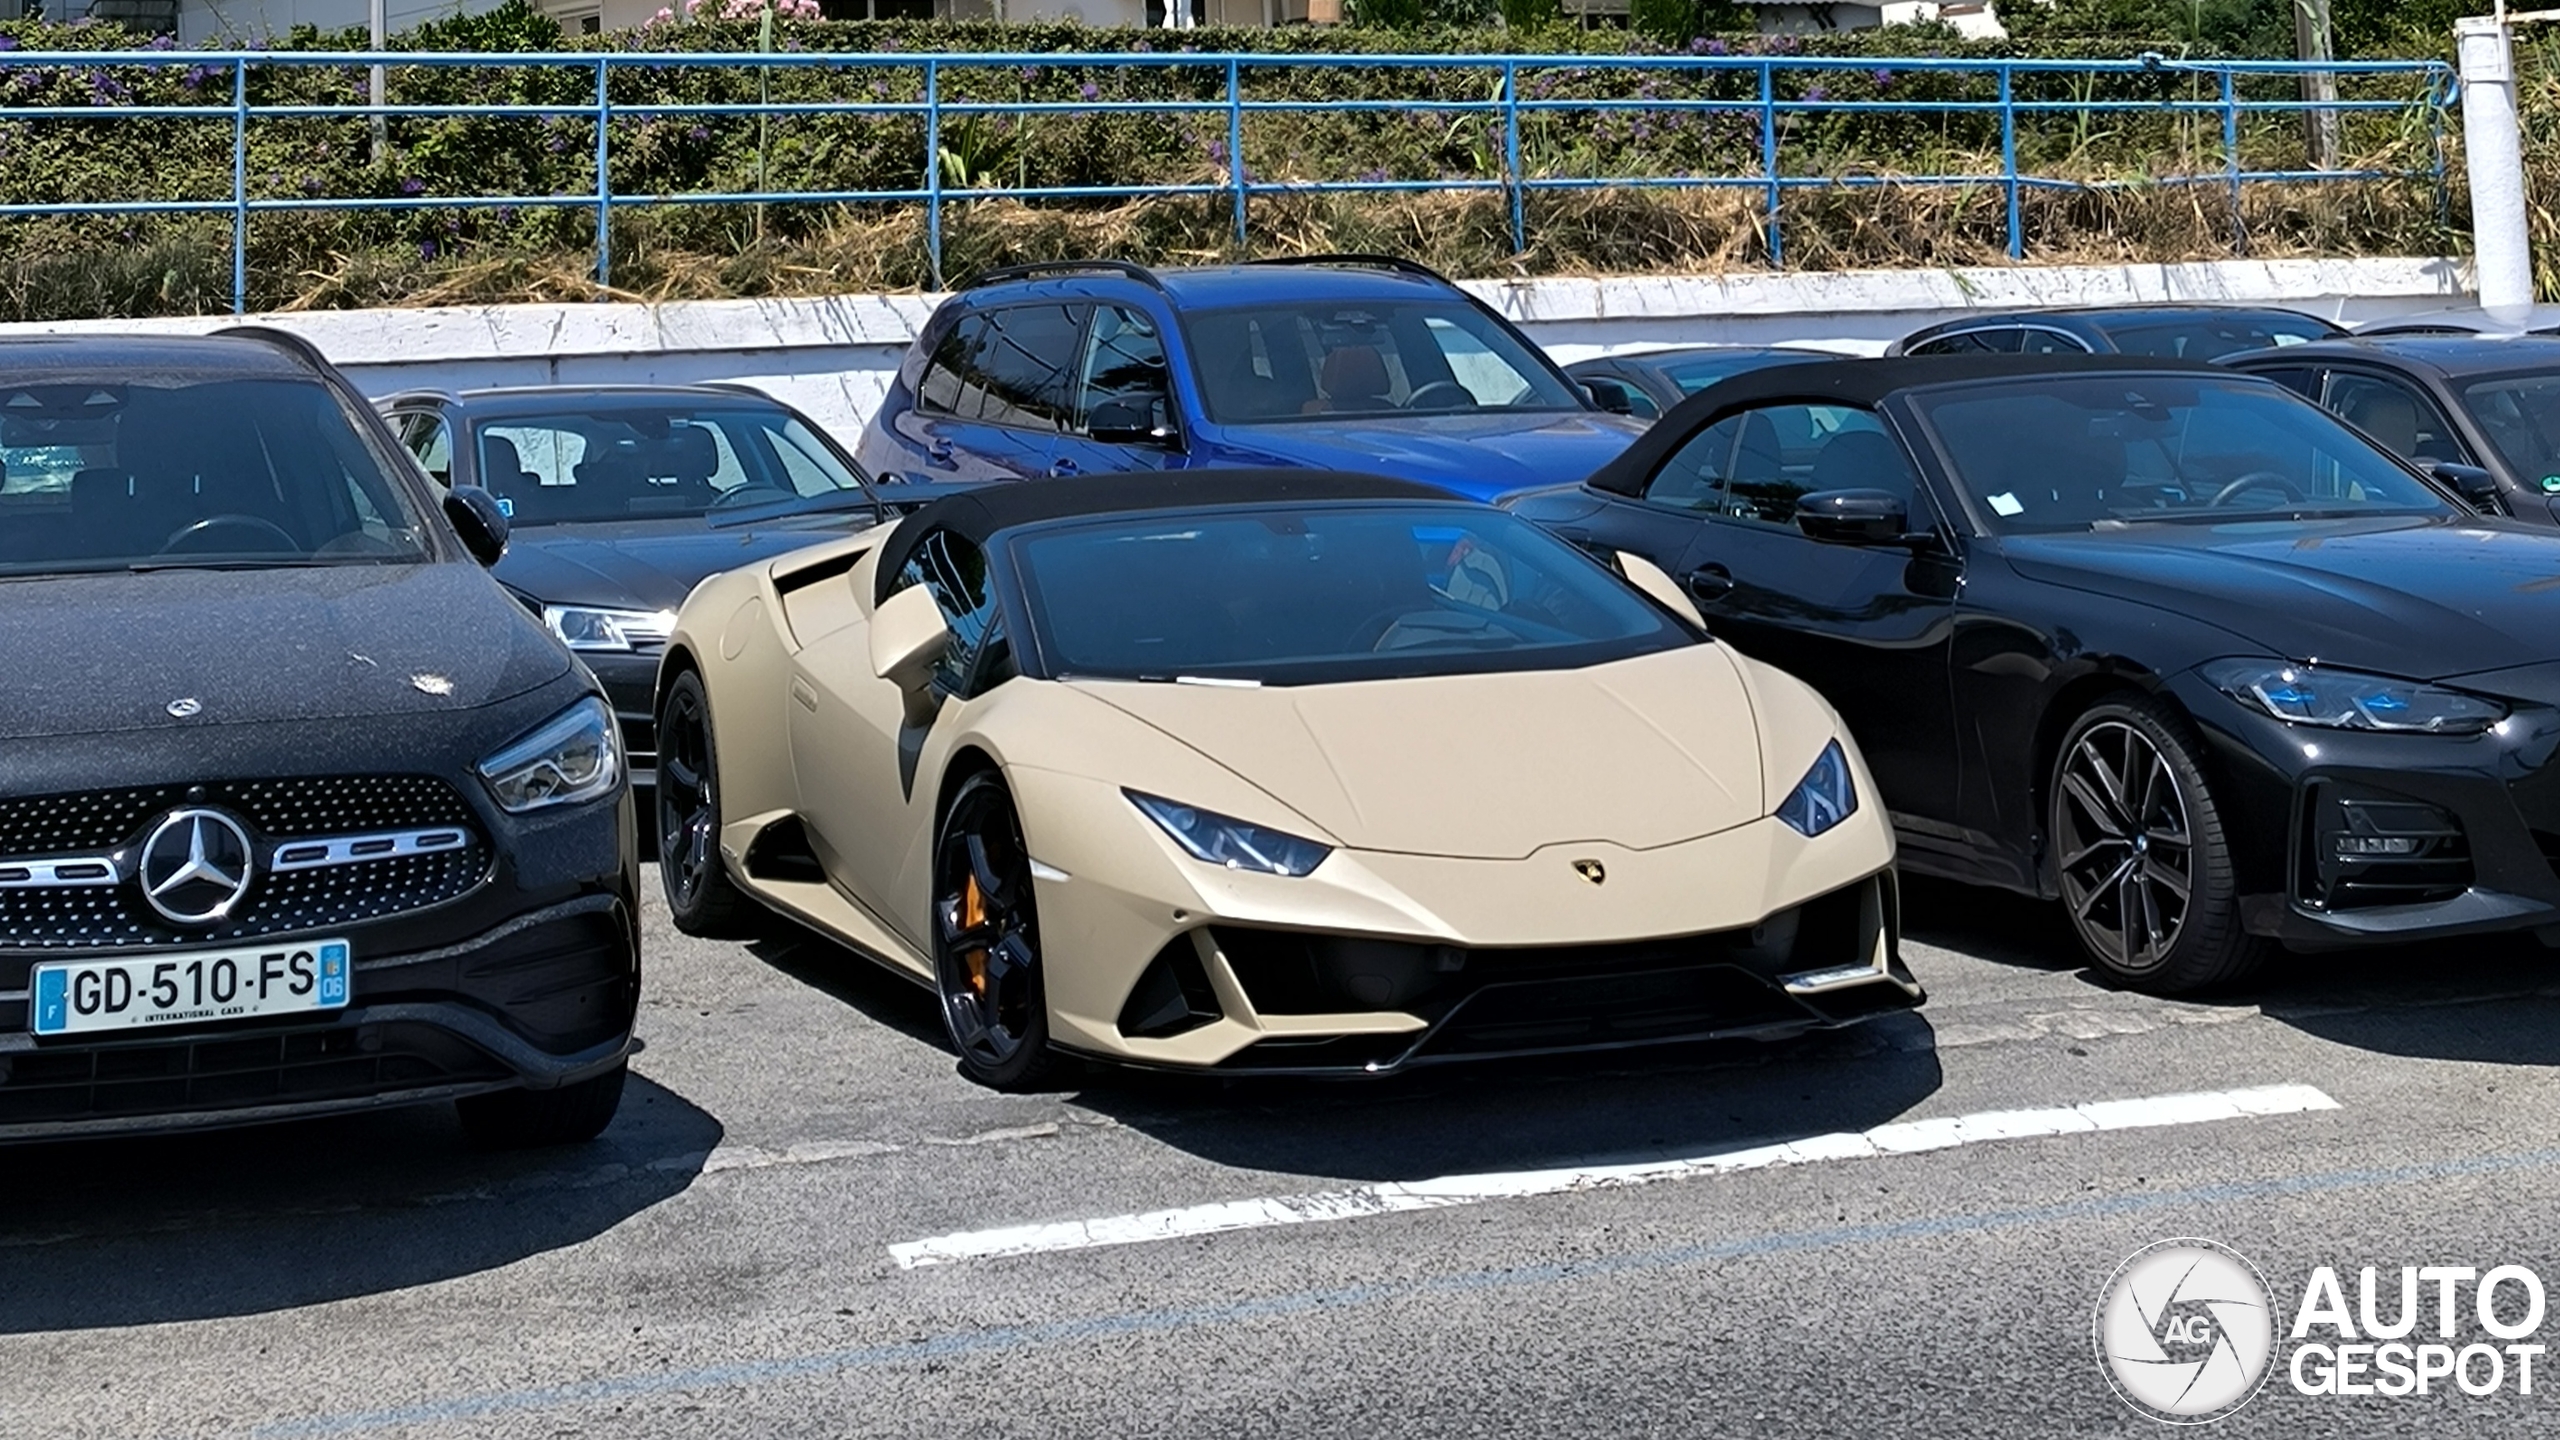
[456,1063,627,1149]
[656,669,756,939]
[932,772,1058,1090]
[2049,697,2267,994]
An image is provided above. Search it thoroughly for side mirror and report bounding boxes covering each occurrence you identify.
[1580,378,1639,416]
[443,485,509,567]
[2416,458,2505,512]
[1614,551,1707,630]
[1088,399,1176,448]
[1795,489,1914,546]
[868,584,951,728]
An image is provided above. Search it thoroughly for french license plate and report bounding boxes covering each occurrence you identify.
[30,939,351,1037]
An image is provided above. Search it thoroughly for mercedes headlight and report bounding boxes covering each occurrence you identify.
[1127,791,1331,877]
[2203,659,2504,735]
[544,604,676,653]
[1777,739,1859,838]
[479,696,622,812]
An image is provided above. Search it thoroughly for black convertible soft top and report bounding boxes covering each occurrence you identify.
[1584,353,2234,498]
[873,469,1454,601]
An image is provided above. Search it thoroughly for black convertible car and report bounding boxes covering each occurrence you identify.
[0,331,638,1144]
[1513,354,2560,993]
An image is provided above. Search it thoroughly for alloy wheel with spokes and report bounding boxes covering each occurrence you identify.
[933,773,1056,1089]
[2049,698,2266,994]
[655,669,754,937]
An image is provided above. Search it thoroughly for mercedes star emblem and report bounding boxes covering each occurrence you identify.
[138,808,256,925]
[166,697,202,718]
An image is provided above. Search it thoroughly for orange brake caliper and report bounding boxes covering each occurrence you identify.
[961,871,989,997]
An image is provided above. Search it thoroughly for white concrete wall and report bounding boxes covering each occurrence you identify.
[0,255,2476,447]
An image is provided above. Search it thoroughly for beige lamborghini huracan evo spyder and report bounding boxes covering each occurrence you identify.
[652,471,1922,1088]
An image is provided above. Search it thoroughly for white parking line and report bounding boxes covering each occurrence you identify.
[887,1082,2339,1270]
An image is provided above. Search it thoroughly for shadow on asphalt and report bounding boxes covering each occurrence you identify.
[0,1073,722,1335]
[1901,873,2560,1066]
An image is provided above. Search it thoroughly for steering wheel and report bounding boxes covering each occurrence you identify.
[2206,470,2306,508]
[1401,381,1474,411]
[158,515,299,556]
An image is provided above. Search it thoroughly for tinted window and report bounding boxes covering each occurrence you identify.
[1075,306,1174,435]
[1911,375,2456,532]
[1012,505,1687,686]
[2248,366,2321,399]
[1909,329,2021,356]
[2328,373,2463,465]
[1655,351,1827,395]
[1185,302,1580,424]
[1721,404,1904,526]
[921,305,1082,432]
[0,372,430,574]
[471,404,865,525]
[2100,314,2334,359]
[2019,329,2093,355]
[1644,415,1743,511]
[2461,373,2560,485]
[395,411,452,484]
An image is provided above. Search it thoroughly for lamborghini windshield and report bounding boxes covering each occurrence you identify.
[1011,504,1691,685]
[0,370,431,575]
[1910,375,2458,533]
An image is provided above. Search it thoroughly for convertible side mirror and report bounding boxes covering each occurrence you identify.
[1614,551,1707,630]
[1088,399,1178,449]
[443,485,510,567]
[868,584,951,728]
[1794,489,1917,546]
[1581,378,1640,416]
[2416,458,2506,512]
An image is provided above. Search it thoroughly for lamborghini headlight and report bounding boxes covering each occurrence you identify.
[2202,659,2504,735]
[544,604,677,653]
[1127,791,1331,877]
[478,696,622,812]
[1776,740,1858,838]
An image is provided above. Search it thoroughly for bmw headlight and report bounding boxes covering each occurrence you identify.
[1127,791,1331,877]
[478,696,622,812]
[1776,739,1858,838]
[2202,659,2504,735]
[544,604,677,653]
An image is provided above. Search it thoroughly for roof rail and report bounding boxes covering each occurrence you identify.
[207,324,337,374]
[1245,254,1455,284]
[957,259,1169,293]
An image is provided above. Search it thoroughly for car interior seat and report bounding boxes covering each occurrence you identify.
[1808,429,1917,504]
[1726,410,1793,522]
[479,434,551,522]
[2342,386,2422,460]
[1307,345,1394,414]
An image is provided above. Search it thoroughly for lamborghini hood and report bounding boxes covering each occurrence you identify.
[1068,646,1766,860]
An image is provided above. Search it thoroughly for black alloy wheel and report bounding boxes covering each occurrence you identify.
[933,772,1057,1090]
[656,669,756,938]
[2050,697,2266,994]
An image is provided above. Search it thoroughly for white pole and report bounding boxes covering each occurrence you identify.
[369,0,387,163]
[2458,14,2536,323]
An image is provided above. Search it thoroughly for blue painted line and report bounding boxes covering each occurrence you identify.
[240,1140,2560,1439]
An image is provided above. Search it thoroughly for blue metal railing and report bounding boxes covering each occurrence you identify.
[0,48,2456,311]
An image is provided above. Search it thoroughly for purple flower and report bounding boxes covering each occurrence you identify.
[147,34,174,49]
[0,37,18,51]
[301,175,323,195]
[546,135,568,152]
[1705,38,1728,56]
[182,63,214,89]
[398,177,424,194]
[880,35,900,49]
[1359,165,1388,182]
[1079,81,1097,100]
[1872,68,1894,88]
[1688,36,1709,53]
[420,240,438,260]
[1804,84,1826,102]
[1019,65,1039,81]
[687,123,709,140]
[1206,139,1226,162]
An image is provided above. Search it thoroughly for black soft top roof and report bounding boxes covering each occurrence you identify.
[873,469,1456,601]
[1586,353,2233,497]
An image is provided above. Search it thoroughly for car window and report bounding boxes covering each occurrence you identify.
[1185,301,1580,424]
[2019,329,2093,355]
[1012,504,1687,687]
[1909,329,2021,356]
[2460,373,2560,488]
[1721,404,1907,527]
[1656,352,1827,395]
[895,531,1000,695]
[923,305,1083,433]
[472,404,865,524]
[2102,315,2335,359]
[1911,375,2458,532]
[2327,372,2463,466]
[0,372,431,575]
[2247,366,2321,399]
[1074,306,1174,436]
[394,411,452,485]
[914,316,978,416]
[1643,415,1743,511]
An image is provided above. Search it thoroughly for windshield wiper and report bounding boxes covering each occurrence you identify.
[707,480,989,530]
[127,557,314,572]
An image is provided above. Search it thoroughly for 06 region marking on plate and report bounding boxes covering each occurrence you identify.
[887,1083,2339,1270]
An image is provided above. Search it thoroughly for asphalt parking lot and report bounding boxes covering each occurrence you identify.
[9,872,2560,1438]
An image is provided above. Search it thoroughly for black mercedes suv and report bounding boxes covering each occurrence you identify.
[0,330,639,1146]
